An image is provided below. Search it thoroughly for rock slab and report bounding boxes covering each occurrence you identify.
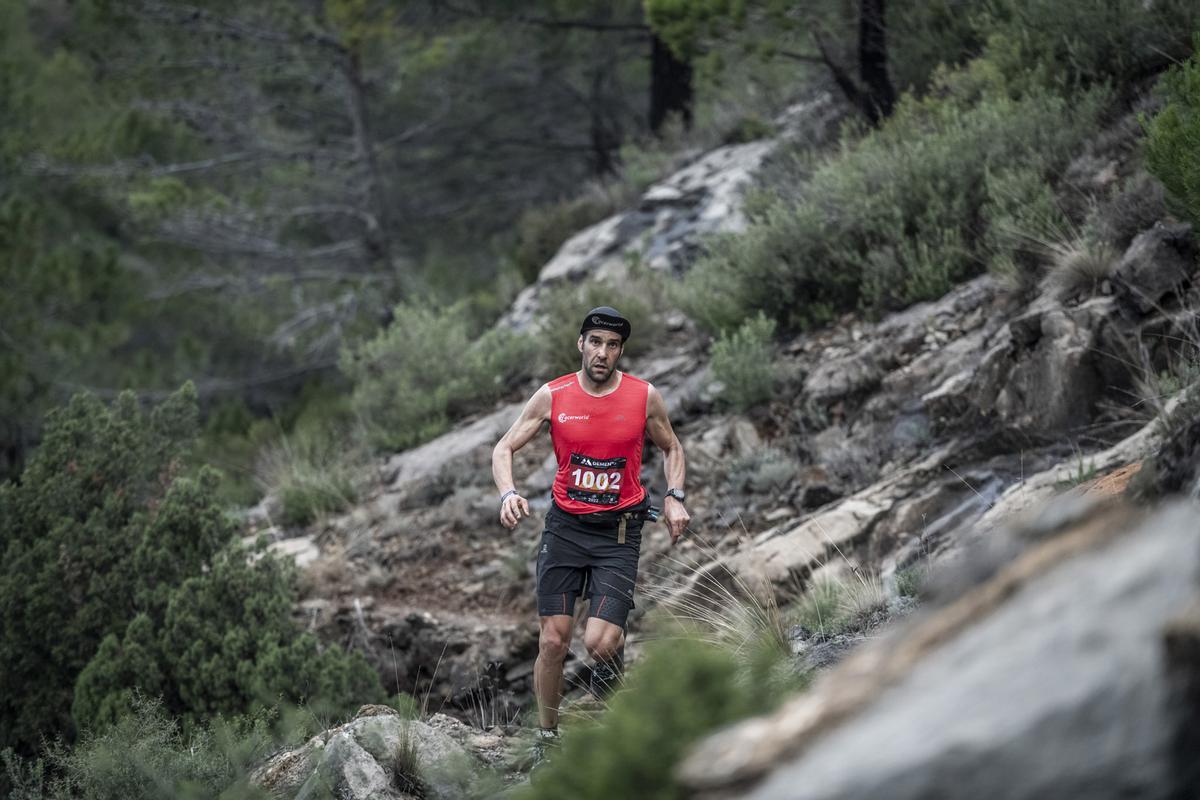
[682,503,1200,800]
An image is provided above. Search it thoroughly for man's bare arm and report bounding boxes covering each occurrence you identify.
[492,384,551,529]
[645,384,689,544]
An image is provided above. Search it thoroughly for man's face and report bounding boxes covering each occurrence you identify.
[578,329,623,384]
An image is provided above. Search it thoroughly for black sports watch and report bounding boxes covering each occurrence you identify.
[665,488,686,503]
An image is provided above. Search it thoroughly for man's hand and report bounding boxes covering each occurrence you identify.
[664,495,689,545]
[500,493,530,530]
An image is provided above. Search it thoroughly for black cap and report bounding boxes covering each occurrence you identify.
[580,306,631,342]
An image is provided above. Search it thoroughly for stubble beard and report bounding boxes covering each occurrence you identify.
[584,361,617,387]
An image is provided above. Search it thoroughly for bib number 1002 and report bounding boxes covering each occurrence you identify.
[571,468,622,492]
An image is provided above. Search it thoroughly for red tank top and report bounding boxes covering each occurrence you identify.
[549,371,649,514]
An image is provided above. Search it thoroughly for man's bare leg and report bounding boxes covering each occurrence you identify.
[583,616,625,697]
[535,614,573,729]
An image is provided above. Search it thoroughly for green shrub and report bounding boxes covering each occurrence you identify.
[790,571,887,637]
[974,0,1199,90]
[680,66,1106,334]
[0,386,200,752]
[513,190,620,283]
[516,639,785,800]
[711,313,777,411]
[895,565,926,600]
[721,114,776,145]
[0,385,383,754]
[193,380,359,511]
[981,165,1069,291]
[50,695,270,800]
[1144,34,1200,228]
[341,300,539,451]
[256,424,362,529]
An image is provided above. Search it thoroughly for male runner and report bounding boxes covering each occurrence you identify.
[491,305,689,745]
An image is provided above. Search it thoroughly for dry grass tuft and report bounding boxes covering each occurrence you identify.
[1045,239,1119,300]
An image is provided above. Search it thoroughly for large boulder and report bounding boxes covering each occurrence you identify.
[253,706,486,800]
[971,297,1113,436]
[679,502,1200,800]
[1113,221,1197,314]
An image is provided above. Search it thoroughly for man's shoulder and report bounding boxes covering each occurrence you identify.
[621,373,649,390]
[547,373,577,393]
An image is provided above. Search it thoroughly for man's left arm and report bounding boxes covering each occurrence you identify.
[646,384,689,545]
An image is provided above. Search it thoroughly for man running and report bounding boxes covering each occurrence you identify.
[491,305,689,745]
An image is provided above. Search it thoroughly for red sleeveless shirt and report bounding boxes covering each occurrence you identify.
[548,371,649,514]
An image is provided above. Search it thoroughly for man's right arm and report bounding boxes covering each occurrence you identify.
[492,384,552,529]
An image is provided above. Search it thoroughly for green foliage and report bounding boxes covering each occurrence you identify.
[46,695,270,800]
[0,385,199,751]
[257,425,362,529]
[516,638,784,800]
[895,566,926,600]
[974,0,1199,90]
[680,67,1106,334]
[1,747,46,800]
[980,164,1069,291]
[790,572,887,636]
[1144,34,1200,229]
[710,312,776,410]
[0,385,383,754]
[341,300,539,451]
[727,446,798,495]
[513,190,621,283]
[391,721,425,798]
[720,113,776,145]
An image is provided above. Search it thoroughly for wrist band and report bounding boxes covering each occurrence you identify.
[500,489,519,504]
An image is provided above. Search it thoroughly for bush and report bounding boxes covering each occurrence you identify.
[0,386,200,752]
[26,695,271,800]
[974,0,1199,90]
[680,63,1106,334]
[0,385,383,754]
[341,300,539,451]
[981,164,1069,291]
[790,571,887,637]
[516,639,784,800]
[710,313,777,411]
[728,446,799,495]
[256,424,363,529]
[513,190,621,283]
[1144,34,1200,229]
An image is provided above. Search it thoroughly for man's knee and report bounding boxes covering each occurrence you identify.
[538,619,572,663]
[583,626,623,662]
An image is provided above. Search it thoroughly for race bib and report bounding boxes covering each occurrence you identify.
[566,453,625,505]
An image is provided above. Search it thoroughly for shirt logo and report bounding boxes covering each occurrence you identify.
[558,413,590,423]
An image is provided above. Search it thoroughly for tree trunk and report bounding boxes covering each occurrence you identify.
[588,67,620,177]
[649,34,693,134]
[340,51,393,262]
[857,0,895,124]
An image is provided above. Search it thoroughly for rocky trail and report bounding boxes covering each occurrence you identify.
[245,86,1200,798]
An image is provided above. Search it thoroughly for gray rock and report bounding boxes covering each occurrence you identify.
[972,298,1113,436]
[296,729,401,800]
[256,709,482,800]
[681,503,1200,800]
[1113,221,1196,314]
[501,96,839,330]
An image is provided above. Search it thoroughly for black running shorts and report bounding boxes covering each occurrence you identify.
[535,501,646,627]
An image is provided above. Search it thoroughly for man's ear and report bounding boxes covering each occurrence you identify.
[577,335,584,353]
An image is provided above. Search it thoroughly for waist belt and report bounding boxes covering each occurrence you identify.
[553,500,659,544]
